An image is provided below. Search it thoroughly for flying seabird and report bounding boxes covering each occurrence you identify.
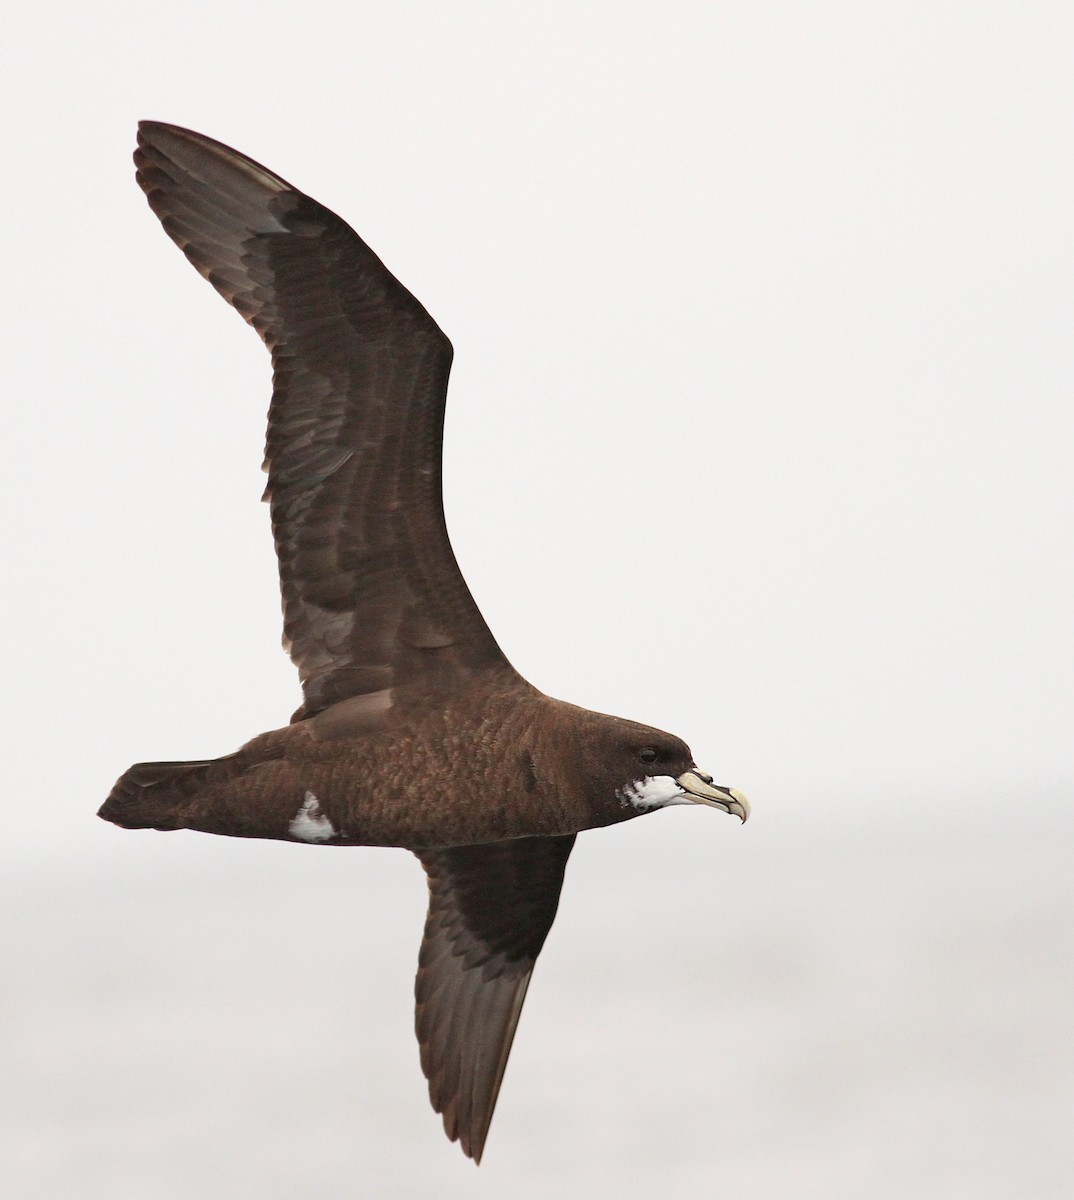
[101,122,750,1163]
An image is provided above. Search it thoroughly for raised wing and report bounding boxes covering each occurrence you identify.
[415,835,576,1162]
[134,122,512,718]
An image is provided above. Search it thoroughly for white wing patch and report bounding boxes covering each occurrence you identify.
[619,775,689,811]
[289,790,336,842]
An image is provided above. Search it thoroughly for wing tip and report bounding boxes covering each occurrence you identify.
[133,119,294,196]
[430,1089,490,1164]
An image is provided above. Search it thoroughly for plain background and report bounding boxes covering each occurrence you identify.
[3,3,1072,1196]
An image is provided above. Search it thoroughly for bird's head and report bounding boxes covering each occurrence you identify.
[561,709,750,826]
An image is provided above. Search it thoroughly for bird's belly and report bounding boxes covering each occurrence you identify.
[283,756,578,850]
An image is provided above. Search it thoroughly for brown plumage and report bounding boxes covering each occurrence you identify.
[101,122,749,1163]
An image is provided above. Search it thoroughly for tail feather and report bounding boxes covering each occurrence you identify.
[99,757,234,831]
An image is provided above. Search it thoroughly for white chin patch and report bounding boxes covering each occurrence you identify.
[289,790,336,842]
[619,775,689,811]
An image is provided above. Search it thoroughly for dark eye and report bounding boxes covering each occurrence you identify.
[638,747,658,765]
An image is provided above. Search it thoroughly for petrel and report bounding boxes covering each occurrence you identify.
[101,122,750,1163]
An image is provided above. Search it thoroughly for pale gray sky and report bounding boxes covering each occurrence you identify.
[3,3,1073,1196]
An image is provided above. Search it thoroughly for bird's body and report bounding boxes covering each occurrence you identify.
[101,122,748,1162]
[107,681,680,849]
